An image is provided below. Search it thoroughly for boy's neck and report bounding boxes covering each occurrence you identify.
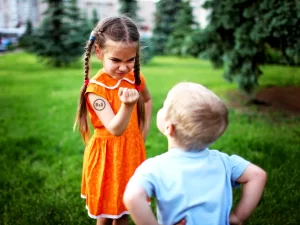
[167,137,187,151]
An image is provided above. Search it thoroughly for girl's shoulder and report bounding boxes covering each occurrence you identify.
[89,70,142,90]
[90,70,114,87]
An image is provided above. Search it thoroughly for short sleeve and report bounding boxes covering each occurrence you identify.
[128,159,156,198]
[229,155,250,188]
[86,83,107,99]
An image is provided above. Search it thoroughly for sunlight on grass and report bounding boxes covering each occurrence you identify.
[0,52,299,225]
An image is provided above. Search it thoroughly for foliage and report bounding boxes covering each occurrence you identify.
[119,0,139,21]
[1,52,300,224]
[64,0,88,57]
[166,0,197,55]
[18,20,33,48]
[140,36,154,64]
[152,0,183,55]
[29,0,86,67]
[80,12,94,40]
[181,28,206,58]
[264,44,284,65]
[91,8,99,26]
[197,0,300,94]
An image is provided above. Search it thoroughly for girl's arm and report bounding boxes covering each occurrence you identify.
[231,164,267,224]
[141,84,152,141]
[87,87,139,136]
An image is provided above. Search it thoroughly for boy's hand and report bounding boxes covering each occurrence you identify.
[174,218,186,225]
[230,212,243,225]
[118,87,139,106]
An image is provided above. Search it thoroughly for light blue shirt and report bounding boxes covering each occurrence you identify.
[129,148,250,225]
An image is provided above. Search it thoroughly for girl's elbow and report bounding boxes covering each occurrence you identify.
[112,131,123,136]
[107,126,125,136]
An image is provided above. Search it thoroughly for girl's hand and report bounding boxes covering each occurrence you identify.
[118,87,139,106]
[229,212,243,225]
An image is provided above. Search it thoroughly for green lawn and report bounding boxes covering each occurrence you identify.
[0,52,299,225]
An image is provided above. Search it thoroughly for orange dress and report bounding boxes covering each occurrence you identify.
[81,69,147,219]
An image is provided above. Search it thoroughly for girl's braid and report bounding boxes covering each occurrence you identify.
[134,50,141,85]
[73,32,96,144]
[134,49,145,130]
[84,33,96,80]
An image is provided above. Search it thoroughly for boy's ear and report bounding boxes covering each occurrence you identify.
[164,121,175,137]
[94,44,103,60]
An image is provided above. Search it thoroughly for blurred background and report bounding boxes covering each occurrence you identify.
[0,0,299,224]
[0,0,208,55]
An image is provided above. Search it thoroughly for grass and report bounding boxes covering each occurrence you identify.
[0,52,299,225]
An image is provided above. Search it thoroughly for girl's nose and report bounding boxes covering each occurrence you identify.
[119,64,127,72]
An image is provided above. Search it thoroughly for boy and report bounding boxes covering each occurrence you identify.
[123,82,267,225]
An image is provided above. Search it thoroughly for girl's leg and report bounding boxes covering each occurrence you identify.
[112,215,129,225]
[97,218,113,225]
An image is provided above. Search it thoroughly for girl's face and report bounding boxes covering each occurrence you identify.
[96,40,137,80]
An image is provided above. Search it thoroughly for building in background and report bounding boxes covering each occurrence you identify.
[0,0,45,28]
[190,0,209,28]
[77,0,119,20]
[0,0,209,34]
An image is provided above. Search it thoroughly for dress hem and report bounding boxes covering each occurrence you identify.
[81,194,129,219]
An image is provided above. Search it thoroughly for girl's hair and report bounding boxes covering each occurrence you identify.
[165,82,228,150]
[74,15,145,143]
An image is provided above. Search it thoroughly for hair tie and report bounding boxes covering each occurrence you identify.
[135,84,142,92]
[89,31,96,41]
[84,79,90,85]
[89,35,95,41]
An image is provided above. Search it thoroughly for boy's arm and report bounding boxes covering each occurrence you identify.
[232,164,267,224]
[123,184,159,225]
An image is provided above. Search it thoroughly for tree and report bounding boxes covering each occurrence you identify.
[198,0,300,95]
[166,0,197,55]
[140,36,154,64]
[64,0,87,59]
[30,0,85,67]
[181,28,209,59]
[91,8,99,26]
[119,0,139,21]
[152,0,183,55]
[80,11,94,40]
[19,19,33,49]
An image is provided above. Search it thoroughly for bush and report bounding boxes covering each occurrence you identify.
[264,45,283,65]
[140,36,154,64]
[181,29,207,58]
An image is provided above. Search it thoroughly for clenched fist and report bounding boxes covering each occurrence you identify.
[118,87,139,106]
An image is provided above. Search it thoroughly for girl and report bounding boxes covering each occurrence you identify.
[74,16,152,225]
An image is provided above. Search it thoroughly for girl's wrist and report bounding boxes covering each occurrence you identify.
[122,101,137,107]
[122,102,136,108]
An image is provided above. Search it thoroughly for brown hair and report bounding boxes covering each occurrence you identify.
[73,16,145,143]
[165,82,228,150]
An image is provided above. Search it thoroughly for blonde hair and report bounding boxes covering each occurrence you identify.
[165,82,228,150]
[73,15,145,143]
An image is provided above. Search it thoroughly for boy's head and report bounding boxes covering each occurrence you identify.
[157,82,228,150]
